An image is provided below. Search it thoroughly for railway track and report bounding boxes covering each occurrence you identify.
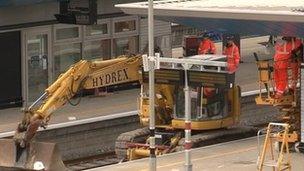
[65,126,266,171]
[65,105,277,171]
[65,152,121,171]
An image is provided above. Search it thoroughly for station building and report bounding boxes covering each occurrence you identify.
[0,0,172,108]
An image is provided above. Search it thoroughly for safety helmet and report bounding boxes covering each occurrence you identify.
[202,34,210,38]
[226,35,235,41]
[282,36,292,41]
[202,32,213,38]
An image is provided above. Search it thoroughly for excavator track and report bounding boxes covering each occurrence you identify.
[115,127,150,160]
[176,126,257,151]
[115,126,258,160]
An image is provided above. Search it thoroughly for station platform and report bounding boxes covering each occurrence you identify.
[0,89,139,134]
[87,137,304,171]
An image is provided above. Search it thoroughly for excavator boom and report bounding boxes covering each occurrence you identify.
[0,55,142,170]
[15,56,142,147]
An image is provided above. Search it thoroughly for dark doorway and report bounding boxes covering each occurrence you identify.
[0,31,22,108]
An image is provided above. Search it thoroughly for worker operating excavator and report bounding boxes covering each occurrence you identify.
[198,32,217,98]
[273,36,302,98]
[202,35,240,106]
[223,36,240,74]
[201,35,240,99]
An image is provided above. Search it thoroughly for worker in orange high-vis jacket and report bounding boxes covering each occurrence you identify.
[223,37,240,73]
[198,33,216,55]
[273,37,298,98]
[289,37,302,90]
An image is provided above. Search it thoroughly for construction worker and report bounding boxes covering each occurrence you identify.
[198,33,216,55]
[289,37,302,90]
[223,36,240,73]
[273,36,301,98]
[199,33,217,97]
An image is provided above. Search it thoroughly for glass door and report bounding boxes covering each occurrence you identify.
[24,28,51,104]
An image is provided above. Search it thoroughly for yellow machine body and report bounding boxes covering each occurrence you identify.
[139,85,241,130]
[0,54,242,169]
[123,62,242,160]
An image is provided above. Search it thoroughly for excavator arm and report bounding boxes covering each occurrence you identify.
[14,55,142,148]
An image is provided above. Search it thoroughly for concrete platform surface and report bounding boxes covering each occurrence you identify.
[0,89,139,133]
[88,137,304,171]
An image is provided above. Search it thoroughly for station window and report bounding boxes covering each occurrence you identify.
[86,23,109,37]
[84,39,111,61]
[55,26,80,41]
[155,35,171,56]
[53,43,81,79]
[113,36,138,56]
[114,20,136,33]
[52,17,140,79]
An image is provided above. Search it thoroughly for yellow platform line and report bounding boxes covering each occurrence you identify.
[140,146,257,171]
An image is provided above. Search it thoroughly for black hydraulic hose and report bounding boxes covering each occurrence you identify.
[67,77,88,106]
[67,88,83,106]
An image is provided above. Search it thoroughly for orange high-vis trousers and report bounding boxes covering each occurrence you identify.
[290,61,300,89]
[274,61,288,95]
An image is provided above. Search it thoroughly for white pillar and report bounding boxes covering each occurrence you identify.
[148,0,156,171]
[184,68,192,171]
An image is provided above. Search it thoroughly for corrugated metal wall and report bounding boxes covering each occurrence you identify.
[139,18,172,57]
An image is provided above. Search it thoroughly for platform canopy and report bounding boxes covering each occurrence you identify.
[116,0,304,37]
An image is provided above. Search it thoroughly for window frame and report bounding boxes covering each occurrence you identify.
[113,35,139,57]
[54,24,82,44]
[84,19,111,41]
[83,38,112,61]
[53,42,82,79]
[112,16,139,38]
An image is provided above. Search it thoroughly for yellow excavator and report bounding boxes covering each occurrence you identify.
[0,55,143,171]
[0,54,241,170]
[115,55,243,161]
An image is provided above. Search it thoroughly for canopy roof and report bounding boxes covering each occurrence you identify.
[116,0,304,36]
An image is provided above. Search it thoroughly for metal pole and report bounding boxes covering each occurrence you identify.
[148,0,156,171]
[301,63,304,144]
[184,68,192,171]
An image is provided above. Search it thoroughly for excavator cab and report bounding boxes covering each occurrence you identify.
[139,55,241,130]
[173,86,231,129]
[171,77,240,130]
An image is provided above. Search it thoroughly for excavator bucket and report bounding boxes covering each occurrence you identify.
[0,139,68,171]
